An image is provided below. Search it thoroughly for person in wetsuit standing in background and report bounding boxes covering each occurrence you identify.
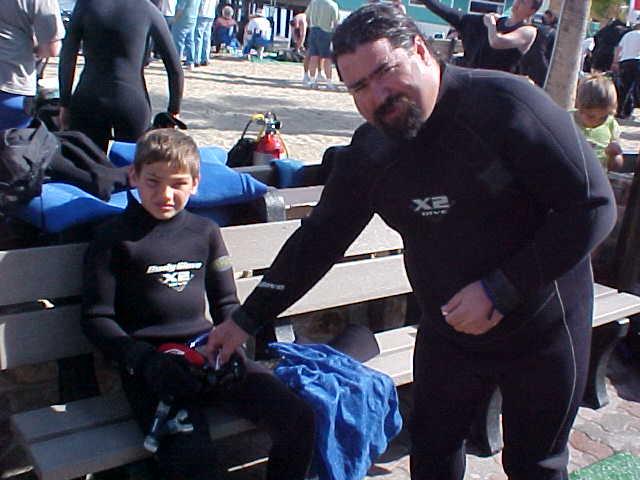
[58,0,184,152]
[420,0,540,73]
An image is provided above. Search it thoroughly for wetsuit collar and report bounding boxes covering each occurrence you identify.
[124,190,188,230]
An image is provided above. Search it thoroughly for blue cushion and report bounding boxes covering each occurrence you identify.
[108,142,137,167]
[14,183,129,233]
[109,142,228,167]
[272,158,305,188]
[188,161,268,208]
[13,161,268,233]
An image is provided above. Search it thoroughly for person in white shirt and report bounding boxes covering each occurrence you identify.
[242,8,272,59]
[613,23,640,118]
[0,0,65,129]
[195,0,218,65]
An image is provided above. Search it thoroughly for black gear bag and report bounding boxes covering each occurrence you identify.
[0,120,59,211]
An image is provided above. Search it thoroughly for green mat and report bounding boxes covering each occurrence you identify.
[570,453,640,480]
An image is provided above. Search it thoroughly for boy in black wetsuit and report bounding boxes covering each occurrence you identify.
[207,5,617,480]
[82,129,314,480]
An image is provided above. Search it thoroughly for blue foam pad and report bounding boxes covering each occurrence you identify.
[189,161,268,207]
[15,183,129,233]
[109,142,228,167]
[272,158,305,188]
[13,162,268,233]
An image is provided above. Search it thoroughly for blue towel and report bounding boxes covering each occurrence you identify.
[271,342,403,480]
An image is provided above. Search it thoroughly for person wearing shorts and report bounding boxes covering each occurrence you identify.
[304,0,339,89]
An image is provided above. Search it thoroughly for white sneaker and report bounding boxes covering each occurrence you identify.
[326,81,338,91]
[316,74,327,84]
[302,74,311,87]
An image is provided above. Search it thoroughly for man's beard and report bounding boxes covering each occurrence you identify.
[373,94,424,141]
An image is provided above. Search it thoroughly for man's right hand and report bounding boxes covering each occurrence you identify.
[205,319,250,365]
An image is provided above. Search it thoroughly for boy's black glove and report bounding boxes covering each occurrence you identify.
[122,340,202,402]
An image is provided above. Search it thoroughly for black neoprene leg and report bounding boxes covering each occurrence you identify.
[219,368,315,480]
[409,328,495,480]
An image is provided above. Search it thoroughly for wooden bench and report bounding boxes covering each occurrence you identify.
[3,216,640,479]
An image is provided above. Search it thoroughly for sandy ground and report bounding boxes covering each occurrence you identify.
[46,54,640,162]
[143,55,361,164]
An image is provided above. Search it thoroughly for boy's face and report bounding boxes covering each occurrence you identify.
[129,162,199,220]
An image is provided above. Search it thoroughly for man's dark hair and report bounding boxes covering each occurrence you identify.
[332,4,427,77]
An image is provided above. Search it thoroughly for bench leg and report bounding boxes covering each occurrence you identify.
[582,319,630,409]
[465,387,503,457]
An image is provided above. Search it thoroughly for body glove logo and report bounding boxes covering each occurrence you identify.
[146,261,203,292]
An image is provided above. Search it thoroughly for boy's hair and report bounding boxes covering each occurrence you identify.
[134,129,200,178]
[575,74,618,113]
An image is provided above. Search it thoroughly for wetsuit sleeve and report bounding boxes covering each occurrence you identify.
[81,233,132,363]
[149,7,184,114]
[481,85,617,315]
[205,225,241,325]
[232,142,376,334]
[418,0,465,29]
[58,0,86,108]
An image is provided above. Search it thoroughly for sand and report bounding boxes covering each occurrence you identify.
[144,56,361,165]
[47,54,640,161]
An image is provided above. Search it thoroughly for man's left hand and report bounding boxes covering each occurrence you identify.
[441,281,503,335]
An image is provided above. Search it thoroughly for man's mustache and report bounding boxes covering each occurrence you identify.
[374,94,406,120]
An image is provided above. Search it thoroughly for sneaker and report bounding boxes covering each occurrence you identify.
[302,74,312,87]
[326,81,338,91]
[316,74,327,84]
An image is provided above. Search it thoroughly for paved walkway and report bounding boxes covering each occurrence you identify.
[211,351,639,480]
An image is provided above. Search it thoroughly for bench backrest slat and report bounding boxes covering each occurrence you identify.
[0,216,406,370]
[0,215,402,306]
[0,244,88,306]
[1,253,409,370]
[222,214,402,272]
[0,305,91,370]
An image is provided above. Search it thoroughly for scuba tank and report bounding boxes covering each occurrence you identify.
[253,112,286,165]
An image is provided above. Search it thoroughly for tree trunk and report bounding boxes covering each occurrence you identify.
[544,0,592,109]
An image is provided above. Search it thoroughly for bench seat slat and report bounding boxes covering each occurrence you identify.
[28,421,147,480]
[365,347,415,386]
[593,292,640,327]
[11,392,132,445]
[374,325,417,355]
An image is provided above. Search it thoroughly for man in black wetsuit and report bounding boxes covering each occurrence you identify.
[82,129,314,480]
[207,4,617,479]
[421,0,540,73]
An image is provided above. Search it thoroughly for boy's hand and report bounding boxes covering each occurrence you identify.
[441,281,503,335]
[205,319,250,366]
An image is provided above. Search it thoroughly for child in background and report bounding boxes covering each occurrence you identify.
[82,129,314,480]
[573,73,624,171]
